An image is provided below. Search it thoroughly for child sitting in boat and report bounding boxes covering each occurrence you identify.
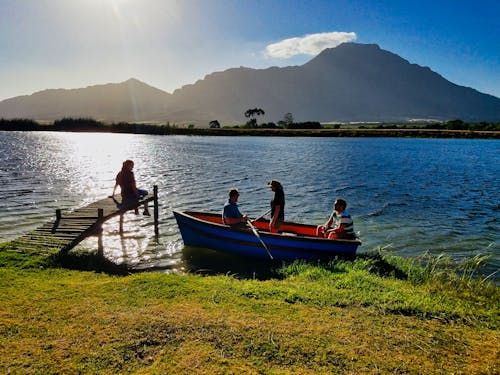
[316,198,355,239]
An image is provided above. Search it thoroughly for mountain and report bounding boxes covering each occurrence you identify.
[1,43,499,124]
[0,78,175,122]
[170,43,500,123]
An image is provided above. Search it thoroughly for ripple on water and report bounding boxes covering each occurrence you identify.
[0,133,498,279]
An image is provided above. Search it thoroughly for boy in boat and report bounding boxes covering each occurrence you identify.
[316,198,355,239]
[222,188,248,227]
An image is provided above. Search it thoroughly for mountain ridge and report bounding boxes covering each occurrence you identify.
[1,43,499,124]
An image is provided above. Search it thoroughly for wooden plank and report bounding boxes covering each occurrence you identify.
[15,240,65,249]
[44,222,95,232]
[31,232,77,238]
[37,223,95,229]
[46,222,96,227]
[44,224,96,229]
[55,216,101,220]
[14,187,158,256]
[37,226,95,231]
[19,239,68,247]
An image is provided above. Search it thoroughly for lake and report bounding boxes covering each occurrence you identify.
[0,131,498,278]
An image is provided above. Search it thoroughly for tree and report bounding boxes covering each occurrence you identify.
[244,108,265,128]
[209,120,220,128]
[278,112,294,128]
[446,119,466,130]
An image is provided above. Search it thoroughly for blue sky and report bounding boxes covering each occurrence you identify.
[0,0,499,101]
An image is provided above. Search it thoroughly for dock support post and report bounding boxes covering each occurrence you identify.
[56,209,61,221]
[119,214,124,234]
[97,208,104,256]
[153,185,159,237]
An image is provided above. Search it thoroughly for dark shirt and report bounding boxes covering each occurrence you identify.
[271,188,285,220]
[116,169,136,199]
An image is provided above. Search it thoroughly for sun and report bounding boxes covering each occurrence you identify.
[109,0,130,17]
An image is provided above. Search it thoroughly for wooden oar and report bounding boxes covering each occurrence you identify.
[247,220,273,260]
[252,208,271,222]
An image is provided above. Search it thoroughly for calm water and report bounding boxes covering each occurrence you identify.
[0,132,498,277]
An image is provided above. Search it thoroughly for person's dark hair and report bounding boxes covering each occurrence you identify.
[268,180,283,191]
[229,188,239,198]
[122,159,134,171]
[335,198,347,210]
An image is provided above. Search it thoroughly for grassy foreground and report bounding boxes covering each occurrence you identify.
[0,244,498,374]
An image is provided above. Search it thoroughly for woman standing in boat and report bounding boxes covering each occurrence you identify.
[268,180,285,233]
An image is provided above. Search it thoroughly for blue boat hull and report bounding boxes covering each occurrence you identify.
[173,211,361,261]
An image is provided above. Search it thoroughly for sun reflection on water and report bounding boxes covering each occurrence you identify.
[55,132,137,203]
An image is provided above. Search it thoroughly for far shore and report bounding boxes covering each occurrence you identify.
[1,118,499,139]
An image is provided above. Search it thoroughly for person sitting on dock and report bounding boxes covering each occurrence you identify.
[111,159,150,216]
[222,188,248,227]
[316,198,355,239]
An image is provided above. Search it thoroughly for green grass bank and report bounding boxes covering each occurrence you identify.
[0,242,498,374]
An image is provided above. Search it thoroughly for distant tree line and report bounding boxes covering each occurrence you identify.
[429,119,499,131]
[287,122,322,129]
[53,118,105,131]
[0,117,498,135]
[0,117,181,134]
[233,121,322,129]
[236,110,322,129]
[371,119,499,131]
[0,118,40,130]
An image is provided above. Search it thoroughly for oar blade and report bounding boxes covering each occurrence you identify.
[247,221,273,260]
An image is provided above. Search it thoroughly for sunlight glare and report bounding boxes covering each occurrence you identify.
[56,132,137,202]
[110,0,130,20]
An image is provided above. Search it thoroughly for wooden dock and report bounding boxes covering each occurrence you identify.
[7,185,159,256]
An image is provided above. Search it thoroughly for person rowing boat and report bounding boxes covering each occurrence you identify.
[222,188,248,227]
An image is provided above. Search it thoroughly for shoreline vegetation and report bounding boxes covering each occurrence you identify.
[1,117,499,138]
[0,240,498,373]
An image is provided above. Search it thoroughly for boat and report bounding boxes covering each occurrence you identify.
[173,210,361,261]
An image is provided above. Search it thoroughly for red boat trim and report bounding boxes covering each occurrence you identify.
[184,211,361,246]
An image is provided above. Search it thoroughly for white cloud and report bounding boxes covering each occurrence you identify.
[265,32,357,59]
